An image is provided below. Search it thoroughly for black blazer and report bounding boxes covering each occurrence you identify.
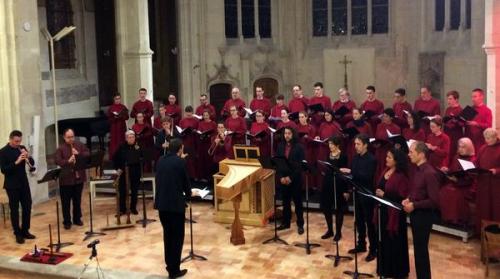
[0,144,34,190]
[154,153,191,213]
[275,141,305,185]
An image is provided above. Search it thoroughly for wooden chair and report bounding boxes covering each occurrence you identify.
[481,220,500,277]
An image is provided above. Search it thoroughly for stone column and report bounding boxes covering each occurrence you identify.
[115,0,154,108]
[484,0,500,130]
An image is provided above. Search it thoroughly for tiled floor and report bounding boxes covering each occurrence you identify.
[0,190,498,279]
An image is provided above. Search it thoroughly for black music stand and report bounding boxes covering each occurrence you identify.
[260,156,288,246]
[319,161,353,267]
[295,160,321,254]
[136,148,156,227]
[341,175,374,279]
[181,175,207,262]
[83,191,106,241]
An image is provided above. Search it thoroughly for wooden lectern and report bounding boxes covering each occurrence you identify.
[214,145,275,245]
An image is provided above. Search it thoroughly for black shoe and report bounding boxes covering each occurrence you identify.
[74,220,84,226]
[276,224,290,231]
[333,233,342,242]
[365,253,377,262]
[22,232,36,239]
[64,224,72,230]
[131,209,139,215]
[169,269,188,278]
[298,227,304,235]
[15,235,25,244]
[348,246,367,254]
[321,230,333,239]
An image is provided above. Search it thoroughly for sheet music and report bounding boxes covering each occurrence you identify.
[386,129,400,138]
[357,191,402,210]
[403,110,410,115]
[457,159,476,171]
[406,139,417,148]
[317,160,332,167]
[313,138,327,143]
[268,127,277,133]
[191,187,210,199]
[425,115,438,121]
[243,107,254,119]
[193,114,202,120]
[175,125,183,134]
[369,138,376,143]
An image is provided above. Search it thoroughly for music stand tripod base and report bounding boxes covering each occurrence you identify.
[343,270,374,279]
[325,253,353,267]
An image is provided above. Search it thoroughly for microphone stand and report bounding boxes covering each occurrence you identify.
[343,177,373,279]
[83,191,106,241]
[376,203,382,279]
[136,156,156,228]
[295,160,320,254]
[325,168,352,266]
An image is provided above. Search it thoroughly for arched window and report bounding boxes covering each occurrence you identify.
[46,0,76,69]
[224,0,271,39]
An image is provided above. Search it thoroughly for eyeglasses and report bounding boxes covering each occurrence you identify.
[230,109,237,112]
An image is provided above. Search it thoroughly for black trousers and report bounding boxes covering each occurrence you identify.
[320,182,347,234]
[118,166,140,212]
[355,194,377,253]
[159,211,185,276]
[59,183,83,225]
[6,186,32,235]
[410,209,435,279]
[281,181,304,227]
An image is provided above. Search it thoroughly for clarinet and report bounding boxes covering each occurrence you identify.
[19,146,35,172]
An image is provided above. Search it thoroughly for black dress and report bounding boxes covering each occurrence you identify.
[377,177,410,278]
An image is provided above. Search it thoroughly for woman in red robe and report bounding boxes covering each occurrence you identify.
[345,108,373,162]
[426,118,451,169]
[402,111,426,142]
[197,110,217,181]
[179,106,200,180]
[297,111,317,189]
[153,104,167,131]
[443,91,464,163]
[332,88,356,128]
[209,122,234,163]
[314,110,341,162]
[374,108,401,179]
[131,112,154,172]
[439,137,476,225]
[249,110,271,157]
[224,105,247,146]
[475,128,500,233]
[107,94,129,159]
[269,95,287,126]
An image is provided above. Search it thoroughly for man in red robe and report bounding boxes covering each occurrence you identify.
[270,95,287,119]
[179,106,199,180]
[130,88,154,126]
[465,88,492,153]
[250,86,272,117]
[107,94,129,158]
[360,85,384,132]
[392,88,412,129]
[288,84,309,113]
[332,88,356,128]
[413,86,441,135]
[195,94,216,121]
[443,90,463,160]
[221,87,246,118]
[165,94,182,126]
[476,128,500,233]
[309,82,332,128]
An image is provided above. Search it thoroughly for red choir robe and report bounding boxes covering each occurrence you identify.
[332,100,357,128]
[179,117,200,179]
[464,104,492,153]
[374,122,401,178]
[250,98,272,117]
[297,123,317,189]
[224,116,247,145]
[249,122,271,157]
[476,141,500,232]
[130,99,154,126]
[360,99,384,133]
[211,133,234,162]
[393,101,412,129]
[221,98,246,118]
[413,97,441,135]
[288,97,309,113]
[439,154,476,225]
[197,120,217,180]
[426,132,451,169]
[316,120,342,161]
[346,120,373,162]
[444,106,464,161]
[165,104,182,126]
[153,114,167,131]
[195,104,217,121]
[131,122,154,172]
[270,104,288,118]
[309,95,332,128]
[107,104,129,158]
[403,128,426,142]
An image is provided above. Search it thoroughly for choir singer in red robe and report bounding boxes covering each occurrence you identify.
[288,84,308,114]
[392,88,412,129]
[270,95,287,120]
[332,88,356,128]
[443,90,463,160]
[249,111,271,157]
[197,110,217,181]
[209,122,234,163]
[153,104,167,131]
[179,106,199,180]
[309,82,332,128]
[403,111,426,142]
[166,94,182,126]
[425,118,450,169]
[107,94,129,158]
[224,105,247,145]
[314,110,341,162]
[195,94,216,121]
[475,128,500,233]
[130,88,154,126]
[250,86,272,117]
[297,111,317,189]
[131,112,154,172]
[413,86,441,135]
[465,88,492,153]
[345,108,373,162]
[360,85,384,132]
[373,108,401,179]
[221,87,246,118]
